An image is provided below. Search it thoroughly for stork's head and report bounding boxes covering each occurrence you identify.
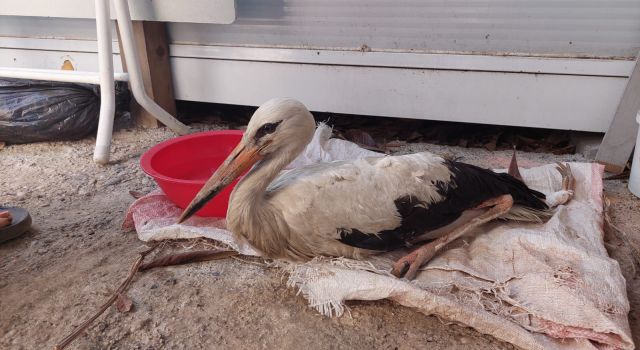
[177,98,315,223]
[243,97,316,157]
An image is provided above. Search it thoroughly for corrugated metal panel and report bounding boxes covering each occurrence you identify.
[169,0,640,58]
[0,16,102,40]
[2,1,640,58]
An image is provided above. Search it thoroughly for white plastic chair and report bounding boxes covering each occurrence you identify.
[0,0,189,164]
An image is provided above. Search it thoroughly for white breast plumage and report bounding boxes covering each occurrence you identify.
[268,153,452,241]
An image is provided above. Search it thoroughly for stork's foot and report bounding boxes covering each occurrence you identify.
[391,243,437,280]
[547,190,574,207]
[547,163,575,207]
[556,162,575,192]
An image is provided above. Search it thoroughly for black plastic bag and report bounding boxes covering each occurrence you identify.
[0,79,129,143]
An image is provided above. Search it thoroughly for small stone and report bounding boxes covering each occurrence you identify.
[131,317,151,332]
[337,315,354,325]
[36,248,48,255]
[458,336,471,345]
[104,178,122,186]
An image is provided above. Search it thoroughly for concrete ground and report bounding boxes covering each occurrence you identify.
[0,118,638,349]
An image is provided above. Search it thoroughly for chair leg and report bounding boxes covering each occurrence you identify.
[93,0,116,164]
[112,0,189,136]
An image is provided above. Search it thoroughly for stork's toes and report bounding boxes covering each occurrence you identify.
[555,162,575,191]
[391,260,411,278]
[391,244,437,280]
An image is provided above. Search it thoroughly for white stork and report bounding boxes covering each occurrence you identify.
[178,98,574,279]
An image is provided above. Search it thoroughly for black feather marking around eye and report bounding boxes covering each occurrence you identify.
[254,120,282,140]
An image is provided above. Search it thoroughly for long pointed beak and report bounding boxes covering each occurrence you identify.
[177,141,261,223]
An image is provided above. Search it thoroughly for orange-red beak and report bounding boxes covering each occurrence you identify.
[177,142,262,223]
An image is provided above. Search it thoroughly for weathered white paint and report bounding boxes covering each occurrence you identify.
[0,48,124,73]
[0,38,634,77]
[171,57,625,132]
[0,37,121,55]
[170,45,635,77]
[0,0,236,24]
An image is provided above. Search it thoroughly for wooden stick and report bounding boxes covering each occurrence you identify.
[54,245,158,350]
[139,250,238,271]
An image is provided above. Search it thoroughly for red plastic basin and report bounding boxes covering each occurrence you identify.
[140,130,244,218]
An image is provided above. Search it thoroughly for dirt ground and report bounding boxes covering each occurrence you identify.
[1,118,639,350]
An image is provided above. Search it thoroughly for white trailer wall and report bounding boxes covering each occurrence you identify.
[1,0,640,132]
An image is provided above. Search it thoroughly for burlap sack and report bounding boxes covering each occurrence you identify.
[124,125,632,349]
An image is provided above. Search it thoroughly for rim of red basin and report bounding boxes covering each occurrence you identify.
[140,129,244,185]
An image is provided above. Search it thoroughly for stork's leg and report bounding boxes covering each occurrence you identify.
[391,194,514,280]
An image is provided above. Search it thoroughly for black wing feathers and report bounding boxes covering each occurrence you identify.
[445,161,547,210]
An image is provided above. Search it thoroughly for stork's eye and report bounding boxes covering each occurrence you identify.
[255,121,282,140]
